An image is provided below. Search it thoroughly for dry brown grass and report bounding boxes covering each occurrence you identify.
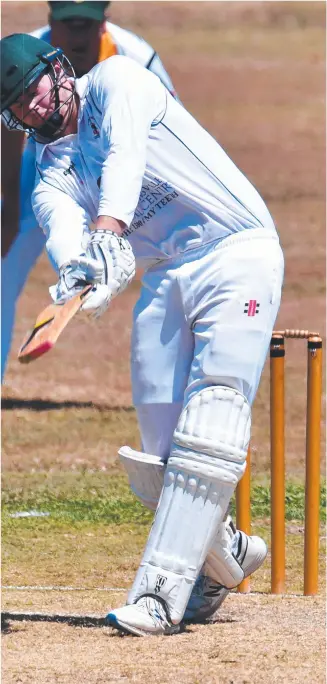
[2,595,326,684]
[1,404,139,471]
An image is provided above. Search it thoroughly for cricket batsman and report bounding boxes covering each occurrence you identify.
[1,32,284,635]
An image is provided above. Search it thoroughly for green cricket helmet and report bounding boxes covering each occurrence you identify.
[1,33,75,142]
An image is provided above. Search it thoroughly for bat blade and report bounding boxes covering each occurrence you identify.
[18,285,93,364]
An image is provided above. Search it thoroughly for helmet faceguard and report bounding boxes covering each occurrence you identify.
[2,52,76,144]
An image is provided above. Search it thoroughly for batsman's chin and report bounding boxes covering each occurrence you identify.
[80,283,112,318]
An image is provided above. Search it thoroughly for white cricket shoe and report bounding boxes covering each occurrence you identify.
[106,595,180,637]
[184,522,267,623]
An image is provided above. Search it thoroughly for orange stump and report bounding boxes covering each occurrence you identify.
[270,335,286,594]
[236,449,251,592]
[304,336,323,595]
[234,329,322,596]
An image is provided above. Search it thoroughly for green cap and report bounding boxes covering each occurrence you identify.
[48,1,110,22]
[1,33,61,113]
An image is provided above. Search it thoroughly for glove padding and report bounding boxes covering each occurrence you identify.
[50,230,135,318]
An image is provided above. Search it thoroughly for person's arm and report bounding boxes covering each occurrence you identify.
[32,177,91,272]
[1,124,26,257]
[107,23,179,100]
[144,50,180,101]
[96,215,125,235]
[94,57,166,228]
[32,178,135,315]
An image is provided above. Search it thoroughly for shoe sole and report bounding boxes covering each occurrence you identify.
[106,613,148,636]
[106,613,180,637]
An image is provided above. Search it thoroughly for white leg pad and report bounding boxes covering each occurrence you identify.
[118,446,165,511]
[119,447,246,588]
[128,386,251,623]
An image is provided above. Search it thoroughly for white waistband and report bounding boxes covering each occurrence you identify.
[147,227,279,271]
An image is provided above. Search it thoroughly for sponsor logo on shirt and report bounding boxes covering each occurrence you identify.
[124,177,179,236]
[244,300,260,316]
[88,116,100,139]
[63,161,76,176]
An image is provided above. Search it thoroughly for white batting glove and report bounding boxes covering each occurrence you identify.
[50,230,135,318]
[49,255,103,304]
[82,230,135,317]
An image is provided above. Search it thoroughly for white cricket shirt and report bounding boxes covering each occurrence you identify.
[32,56,276,270]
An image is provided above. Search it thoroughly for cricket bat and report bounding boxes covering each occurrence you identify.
[18,285,93,364]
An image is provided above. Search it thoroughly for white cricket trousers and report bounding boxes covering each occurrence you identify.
[132,228,284,459]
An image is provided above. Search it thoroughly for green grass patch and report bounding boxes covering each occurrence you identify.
[1,472,153,526]
[243,482,326,522]
[2,472,325,594]
[2,472,326,526]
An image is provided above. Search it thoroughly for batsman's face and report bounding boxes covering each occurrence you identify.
[10,67,74,131]
[51,18,105,77]
[10,72,56,128]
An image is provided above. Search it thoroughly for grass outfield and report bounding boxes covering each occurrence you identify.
[2,470,326,597]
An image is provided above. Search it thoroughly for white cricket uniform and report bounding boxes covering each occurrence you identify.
[32,56,284,456]
[1,22,176,379]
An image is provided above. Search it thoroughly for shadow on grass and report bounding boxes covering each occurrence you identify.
[1,399,135,413]
[1,616,12,634]
[1,611,236,633]
[1,611,107,629]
